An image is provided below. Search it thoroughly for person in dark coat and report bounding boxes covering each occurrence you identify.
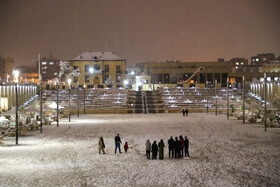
[184,136,189,157]
[146,139,151,159]
[179,135,185,158]
[152,141,158,159]
[158,139,165,160]
[98,137,105,154]
[185,108,189,116]
[114,134,122,153]
[182,109,185,116]
[168,136,175,158]
[174,137,181,158]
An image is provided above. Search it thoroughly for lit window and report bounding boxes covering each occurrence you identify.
[49,62,54,65]
[235,66,238,69]
[240,62,244,65]
[42,62,47,65]
[252,59,255,62]
[54,72,58,75]
[256,58,259,62]
[236,62,239,65]
[42,71,46,74]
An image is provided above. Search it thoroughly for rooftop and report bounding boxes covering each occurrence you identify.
[69,51,123,61]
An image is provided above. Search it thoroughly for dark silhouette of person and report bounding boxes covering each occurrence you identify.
[184,136,189,157]
[185,108,189,116]
[152,141,158,159]
[158,139,165,160]
[168,136,175,158]
[174,137,181,158]
[182,109,185,116]
[179,135,185,158]
[114,134,122,153]
[146,139,151,159]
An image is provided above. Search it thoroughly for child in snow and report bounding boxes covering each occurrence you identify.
[124,142,129,153]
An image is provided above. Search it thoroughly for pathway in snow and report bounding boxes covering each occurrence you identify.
[1,113,280,186]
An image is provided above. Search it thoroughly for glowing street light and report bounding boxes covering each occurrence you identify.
[12,70,19,144]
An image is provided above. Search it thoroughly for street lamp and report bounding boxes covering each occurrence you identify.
[83,84,86,114]
[215,80,217,116]
[12,70,19,145]
[206,81,209,113]
[227,77,229,120]
[68,78,71,122]
[77,87,80,117]
[242,75,245,124]
[56,82,59,127]
[264,72,267,131]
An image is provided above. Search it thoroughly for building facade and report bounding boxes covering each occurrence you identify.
[68,51,126,88]
[0,56,14,83]
[35,57,61,83]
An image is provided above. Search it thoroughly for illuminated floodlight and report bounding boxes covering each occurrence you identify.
[124,80,129,85]
[267,77,271,81]
[89,67,94,74]
[131,71,135,75]
[67,78,71,86]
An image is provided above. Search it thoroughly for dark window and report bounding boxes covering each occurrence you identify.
[105,65,109,72]
[94,64,100,70]
[116,65,120,71]
[199,73,206,84]
[214,73,220,83]
[207,73,213,84]
[164,74,170,84]
[221,73,228,87]
[105,75,109,80]
[85,65,89,73]
[178,66,183,69]
[74,66,78,70]
[85,75,90,82]
[157,74,162,83]
[73,77,78,83]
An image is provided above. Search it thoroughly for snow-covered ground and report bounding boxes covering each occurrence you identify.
[1,113,279,187]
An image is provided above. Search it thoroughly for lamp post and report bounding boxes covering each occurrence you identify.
[84,84,86,114]
[227,77,229,120]
[37,54,43,133]
[206,81,209,113]
[77,87,80,117]
[68,78,71,122]
[242,75,245,124]
[215,80,217,116]
[13,70,19,145]
[264,72,267,131]
[56,83,59,127]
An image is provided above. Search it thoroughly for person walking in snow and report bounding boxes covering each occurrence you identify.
[179,135,185,158]
[184,136,189,157]
[114,134,122,153]
[168,136,175,158]
[174,137,181,158]
[146,139,151,159]
[124,141,129,153]
[98,137,105,154]
[152,141,158,159]
[182,108,185,116]
[185,108,189,116]
[158,139,165,160]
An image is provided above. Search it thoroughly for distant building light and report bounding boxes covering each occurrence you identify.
[256,58,259,62]
[235,66,238,69]
[241,62,244,65]
[267,77,271,81]
[42,62,47,65]
[124,80,129,85]
[89,67,94,74]
[236,62,239,65]
[49,62,54,65]
[54,72,58,75]
[131,71,135,75]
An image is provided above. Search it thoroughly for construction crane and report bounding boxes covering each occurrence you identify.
[185,66,204,84]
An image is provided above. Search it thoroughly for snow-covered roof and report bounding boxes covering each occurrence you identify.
[69,51,124,61]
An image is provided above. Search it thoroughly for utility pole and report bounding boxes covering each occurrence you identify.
[227,77,229,120]
[39,54,43,133]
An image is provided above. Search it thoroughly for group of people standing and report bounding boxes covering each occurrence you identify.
[98,134,129,154]
[99,134,189,160]
[182,108,189,116]
[145,135,189,160]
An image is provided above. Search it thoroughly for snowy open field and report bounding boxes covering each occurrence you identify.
[1,113,280,187]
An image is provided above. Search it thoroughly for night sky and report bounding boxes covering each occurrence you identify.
[0,0,279,66]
